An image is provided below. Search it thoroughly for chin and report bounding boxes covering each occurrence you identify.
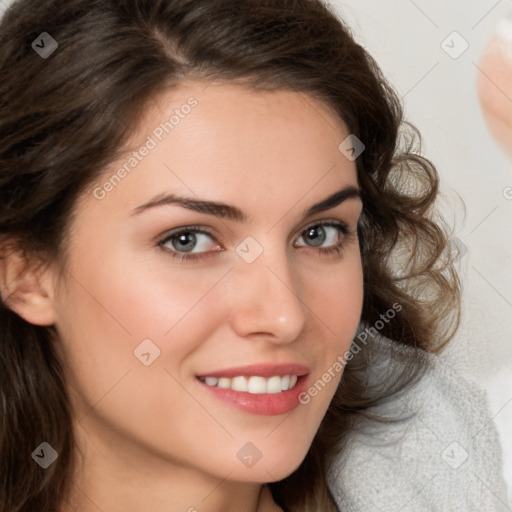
[237,444,311,484]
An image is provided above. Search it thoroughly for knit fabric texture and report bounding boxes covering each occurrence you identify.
[327,335,509,512]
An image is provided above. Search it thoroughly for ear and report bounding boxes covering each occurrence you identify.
[0,242,57,326]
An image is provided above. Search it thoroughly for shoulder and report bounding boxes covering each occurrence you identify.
[327,336,509,512]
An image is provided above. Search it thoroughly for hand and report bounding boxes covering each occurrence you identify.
[477,18,512,159]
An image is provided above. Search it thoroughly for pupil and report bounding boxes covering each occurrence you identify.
[173,232,196,252]
[306,226,325,246]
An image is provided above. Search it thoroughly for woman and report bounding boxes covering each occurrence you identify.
[0,0,505,511]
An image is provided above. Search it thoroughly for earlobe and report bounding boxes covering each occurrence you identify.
[0,242,57,326]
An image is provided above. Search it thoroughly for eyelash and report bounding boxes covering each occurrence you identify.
[156,220,356,262]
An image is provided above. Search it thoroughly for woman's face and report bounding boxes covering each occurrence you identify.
[49,81,363,492]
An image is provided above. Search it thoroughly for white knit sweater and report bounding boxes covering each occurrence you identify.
[327,335,510,511]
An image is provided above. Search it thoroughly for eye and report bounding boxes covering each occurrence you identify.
[156,221,354,263]
[295,222,348,249]
[157,227,222,261]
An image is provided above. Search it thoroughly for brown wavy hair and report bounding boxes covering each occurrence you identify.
[0,0,461,510]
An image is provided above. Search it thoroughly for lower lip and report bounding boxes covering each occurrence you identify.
[195,375,309,416]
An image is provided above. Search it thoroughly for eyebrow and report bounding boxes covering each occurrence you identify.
[130,185,362,222]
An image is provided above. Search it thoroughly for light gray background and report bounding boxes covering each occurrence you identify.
[1,0,511,504]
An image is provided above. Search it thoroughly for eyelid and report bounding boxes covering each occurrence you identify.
[157,218,350,244]
[294,218,349,239]
[157,224,220,242]
[301,218,349,230]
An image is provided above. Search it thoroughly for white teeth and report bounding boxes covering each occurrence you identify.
[199,374,300,393]
[231,376,248,392]
[247,376,267,394]
[205,377,218,386]
[266,376,282,394]
[217,377,231,389]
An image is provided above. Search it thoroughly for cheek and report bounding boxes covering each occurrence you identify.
[293,253,363,409]
[53,247,229,411]
[53,253,238,462]
[305,254,364,343]
[65,243,231,339]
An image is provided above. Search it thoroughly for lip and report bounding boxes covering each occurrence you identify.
[195,363,310,379]
[195,373,310,416]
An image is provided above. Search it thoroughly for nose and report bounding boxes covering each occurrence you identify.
[227,247,307,344]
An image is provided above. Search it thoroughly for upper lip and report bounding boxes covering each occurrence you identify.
[196,363,310,379]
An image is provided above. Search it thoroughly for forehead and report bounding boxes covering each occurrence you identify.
[84,80,358,220]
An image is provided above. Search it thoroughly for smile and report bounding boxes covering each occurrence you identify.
[197,375,299,394]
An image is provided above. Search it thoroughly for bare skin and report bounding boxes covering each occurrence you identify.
[477,19,512,158]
